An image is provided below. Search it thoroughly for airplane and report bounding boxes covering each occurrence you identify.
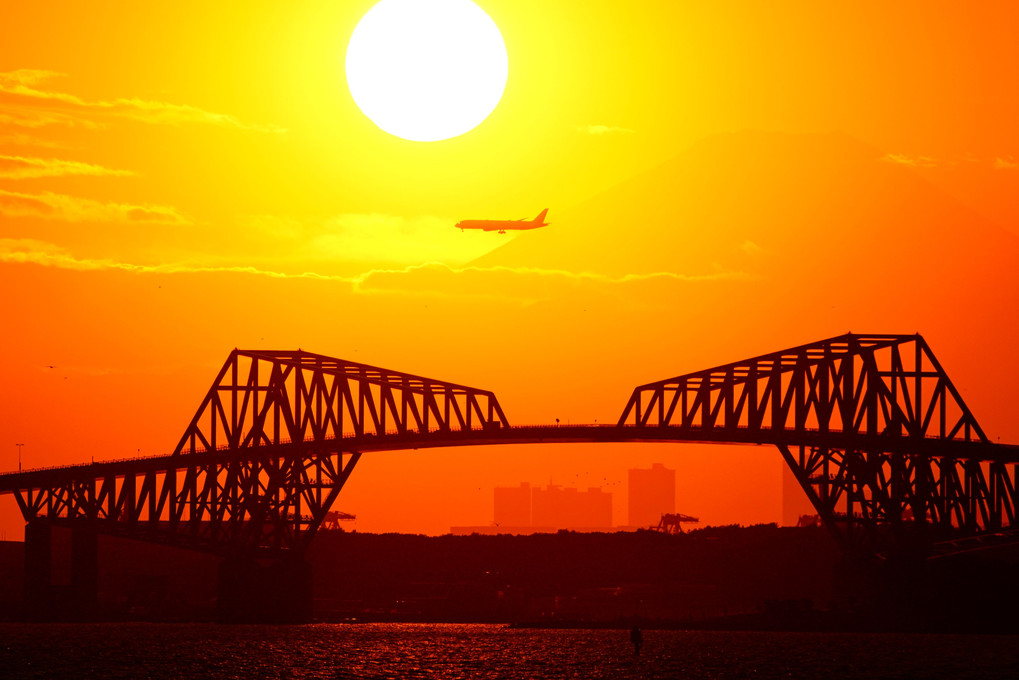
[455,209,549,234]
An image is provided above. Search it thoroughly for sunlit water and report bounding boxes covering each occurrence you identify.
[0,622,1015,679]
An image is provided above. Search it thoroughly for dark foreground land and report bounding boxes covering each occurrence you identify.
[310,525,839,626]
[2,524,1018,632]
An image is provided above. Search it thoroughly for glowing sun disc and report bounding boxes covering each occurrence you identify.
[346,0,508,142]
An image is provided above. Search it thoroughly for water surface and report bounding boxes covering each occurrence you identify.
[0,622,1014,679]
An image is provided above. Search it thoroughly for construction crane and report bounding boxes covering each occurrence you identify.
[321,510,357,531]
[796,514,822,528]
[653,513,700,534]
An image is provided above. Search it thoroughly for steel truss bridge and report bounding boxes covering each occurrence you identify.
[2,333,1018,564]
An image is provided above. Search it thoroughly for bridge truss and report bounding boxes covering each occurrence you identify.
[619,333,1016,557]
[1,335,1015,561]
[3,350,509,556]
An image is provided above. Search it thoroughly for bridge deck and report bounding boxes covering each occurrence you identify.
[1,424,1016,491]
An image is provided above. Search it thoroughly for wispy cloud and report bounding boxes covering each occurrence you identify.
[353,262,746,303]
[0,241,743,305]
[0,70,59,87]
[578,124,635,136]
[881,153,941,168]
[0,69,284,132]
[357,261,741,285]
[740,240,764,255]
[0,109,102,130]
[882,153,1019,170]
[0,189,188,224]
[0,238,354,279]
[240,212,498,265]
[0,154,133,179]
[0,132,71,149]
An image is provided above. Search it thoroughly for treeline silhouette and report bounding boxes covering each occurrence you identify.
[308,525,838,624]
[2,524,1017,631]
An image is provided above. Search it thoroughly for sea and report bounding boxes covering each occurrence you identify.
[0,622,1016,680]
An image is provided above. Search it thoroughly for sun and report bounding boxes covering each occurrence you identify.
[346,0,508,142]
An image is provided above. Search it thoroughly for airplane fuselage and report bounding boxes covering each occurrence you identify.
[456,209,549,234]
[456,220,545,232]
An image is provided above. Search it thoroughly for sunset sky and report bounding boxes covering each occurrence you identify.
[2,1,1018,539]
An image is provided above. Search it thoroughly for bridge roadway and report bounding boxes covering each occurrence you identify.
[2,423,1016,492]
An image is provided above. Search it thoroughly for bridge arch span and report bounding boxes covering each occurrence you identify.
[1,333,1016,562]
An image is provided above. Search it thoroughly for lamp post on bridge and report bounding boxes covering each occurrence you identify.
[15,443,23,472]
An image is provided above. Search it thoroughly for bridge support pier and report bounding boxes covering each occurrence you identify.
[23,521,52,619]
[216,555,313,623]
[23,522,98,620]
[70,524,99,617]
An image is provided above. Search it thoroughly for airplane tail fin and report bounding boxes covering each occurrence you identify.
[534,208,549,224]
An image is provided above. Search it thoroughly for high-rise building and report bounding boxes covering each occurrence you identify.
[472,483,613,534]
[494,482,532,527]
[531,485,612,529]
[628,463,675,528]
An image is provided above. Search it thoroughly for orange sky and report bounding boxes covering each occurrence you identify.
[1,1,1018,539]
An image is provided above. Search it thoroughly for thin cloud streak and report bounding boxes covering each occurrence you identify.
[0,133,71,149]
[0,154,134,179]
[882,153,1019,170]
[0,239,354,279]
[240,212,497,265]
[354,261,743,289]
[0,243,743,303]
[881,153,941,168]
[353,263,748,305]
[0,69,284,133]
[0,189,189,224]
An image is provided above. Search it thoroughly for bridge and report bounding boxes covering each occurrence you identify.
[3,333,1017,620]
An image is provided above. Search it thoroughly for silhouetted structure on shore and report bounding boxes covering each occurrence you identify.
[477,482,613,534]
[2,334,1017,622]
[654,513,700,534]
[494,483,532,527]
[628,463,676,528]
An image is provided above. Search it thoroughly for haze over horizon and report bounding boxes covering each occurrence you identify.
[2,1,1017,539]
